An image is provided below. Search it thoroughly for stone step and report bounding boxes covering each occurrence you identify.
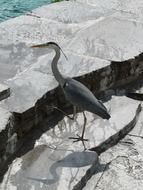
[1,96,141,190]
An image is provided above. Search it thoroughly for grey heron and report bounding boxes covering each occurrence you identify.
[31,42,110,143]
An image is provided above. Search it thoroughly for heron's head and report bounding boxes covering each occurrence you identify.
[31,41,68,60]
[31,42,60,49]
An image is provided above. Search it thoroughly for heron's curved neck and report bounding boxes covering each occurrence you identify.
[52,47,65,86]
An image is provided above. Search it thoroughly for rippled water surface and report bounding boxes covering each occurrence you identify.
[0,0,51,22]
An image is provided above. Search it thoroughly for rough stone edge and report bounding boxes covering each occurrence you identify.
[16,53,143,136]
[0,53,143,181]
[0,86,10,101]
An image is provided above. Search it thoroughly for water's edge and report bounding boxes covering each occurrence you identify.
[0,0,62,23]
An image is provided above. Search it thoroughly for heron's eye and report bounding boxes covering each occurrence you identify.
[63,82,69,88]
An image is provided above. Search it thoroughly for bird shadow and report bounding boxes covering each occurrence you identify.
[27,151,108,186]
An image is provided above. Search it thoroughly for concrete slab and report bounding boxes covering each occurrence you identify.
[1,96,141,190]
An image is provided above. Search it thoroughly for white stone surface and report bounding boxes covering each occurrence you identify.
[0,1,143,113]
[33,1,113,24]
[67,17,143,61]
[84,110,143,190]
[1,96,141,189]
[0,83,8,93]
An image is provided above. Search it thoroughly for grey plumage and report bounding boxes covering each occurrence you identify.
[63,78,110,119]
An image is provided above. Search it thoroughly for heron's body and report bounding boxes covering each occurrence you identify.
[32,42,110,145]
[63,78,110,119]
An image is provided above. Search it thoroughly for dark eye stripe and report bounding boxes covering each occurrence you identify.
[48,42,59,46]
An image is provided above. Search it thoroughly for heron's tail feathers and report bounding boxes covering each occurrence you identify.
[87,105,111,120]
[96,101,111,119]
[102,111,111,120]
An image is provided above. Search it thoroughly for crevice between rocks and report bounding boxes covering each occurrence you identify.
[0,52,143,181]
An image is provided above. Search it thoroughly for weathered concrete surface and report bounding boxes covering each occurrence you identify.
[0,0,143,113]
[0,0,143,188]
[1,97,142,190]
[84,109,143,190]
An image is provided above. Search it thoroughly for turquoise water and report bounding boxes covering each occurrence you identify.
[0,0,52,22]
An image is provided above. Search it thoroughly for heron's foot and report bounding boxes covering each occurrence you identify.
[69,134,88,143]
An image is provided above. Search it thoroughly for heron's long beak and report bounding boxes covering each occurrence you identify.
[31,43,48,48]
[31,43,68,61]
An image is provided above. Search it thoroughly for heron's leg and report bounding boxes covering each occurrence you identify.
[69,111,88,143]
[81,111,87,138]
[73,106,77,120]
